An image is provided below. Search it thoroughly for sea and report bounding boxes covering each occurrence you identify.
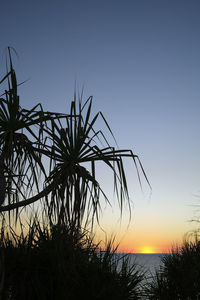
[127,253,166,274]
[117,253,166,275]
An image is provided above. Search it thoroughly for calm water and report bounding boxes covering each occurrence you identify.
[128,253,166,274]
[117,253,166,275]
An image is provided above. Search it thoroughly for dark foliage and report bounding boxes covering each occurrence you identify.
[145,240,200,300]
[0,219,143,300]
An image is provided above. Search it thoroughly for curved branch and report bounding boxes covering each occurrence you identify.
[0,181,56,212]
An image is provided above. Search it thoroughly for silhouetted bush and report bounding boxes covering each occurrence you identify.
[0,217,144,300]
[145,240,200,299]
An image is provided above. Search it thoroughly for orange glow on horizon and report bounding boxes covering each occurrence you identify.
[139,246,155,254]
[94,222,183,254]
[115,243,171,254]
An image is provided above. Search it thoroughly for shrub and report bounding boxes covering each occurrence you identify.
[145,240,200,299]
[0,217,144,300]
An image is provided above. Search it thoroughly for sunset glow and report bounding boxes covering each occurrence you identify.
[139,246,155,254]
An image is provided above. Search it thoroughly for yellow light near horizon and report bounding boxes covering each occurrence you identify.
[140,246,155,254]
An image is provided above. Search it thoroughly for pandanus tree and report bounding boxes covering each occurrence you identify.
[0,48,66,216]
[0,48,150,229]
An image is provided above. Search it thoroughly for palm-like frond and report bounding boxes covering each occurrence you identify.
[0,48,150,231]
[0,48,67,215]
[39,97,150,228]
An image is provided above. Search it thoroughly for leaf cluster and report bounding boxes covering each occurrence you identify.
[0,47,150,229]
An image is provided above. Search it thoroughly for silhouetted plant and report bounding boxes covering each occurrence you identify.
[0,47,66,218]
[0,47,150,230]
[0,48,149,299]
[145,240,200,299]
[0,216,144,300]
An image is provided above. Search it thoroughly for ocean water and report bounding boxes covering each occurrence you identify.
[116,253,166,275]
[127,253,166,274]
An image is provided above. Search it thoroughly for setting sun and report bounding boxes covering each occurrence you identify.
[140,246,155,254]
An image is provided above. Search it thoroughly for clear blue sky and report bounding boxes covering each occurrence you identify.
[1,0,200,252]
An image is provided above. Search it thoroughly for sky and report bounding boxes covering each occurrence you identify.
[1,0,200,253]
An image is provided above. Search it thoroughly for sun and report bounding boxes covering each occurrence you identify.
[140,246,155,254]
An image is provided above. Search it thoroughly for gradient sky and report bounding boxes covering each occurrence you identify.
[1,0,200,253]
